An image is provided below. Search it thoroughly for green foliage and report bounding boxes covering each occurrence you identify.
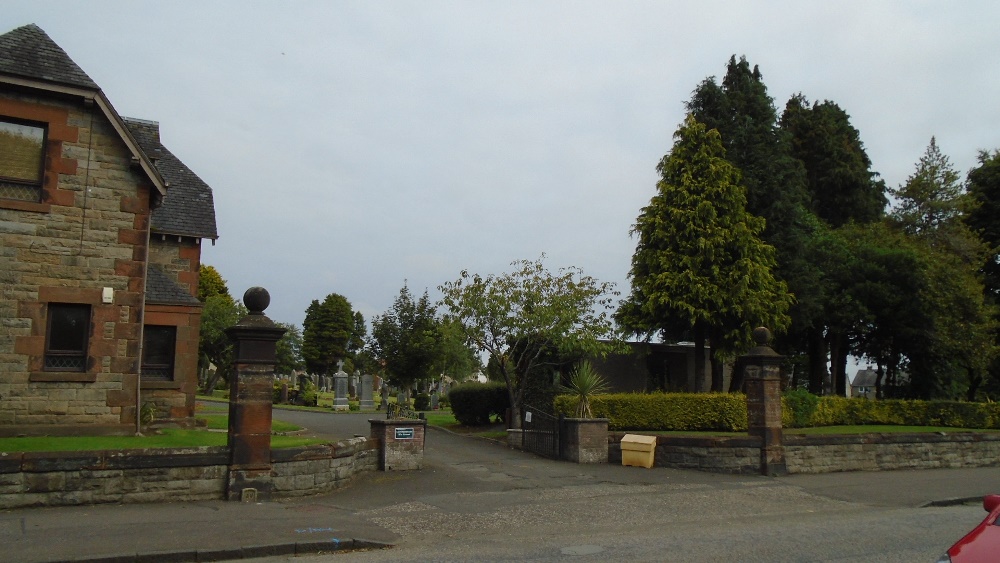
[802,397,1000,429]
[554,392,749,432]
[197,265,230,302]
[781,95,887,227]
[560,361,610,418]
[414,392,431,411]
[274,323,305,375]
[370,284,442,390]
[440,256,620,427]
[139,401,158,426]
[302,293,364,376]
[198,294,247,393]
[448,382,509,426]
[782,389,819,428]
[617,114,793,391]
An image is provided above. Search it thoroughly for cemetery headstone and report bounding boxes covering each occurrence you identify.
[360,373,374,410]
[333,360,349,411]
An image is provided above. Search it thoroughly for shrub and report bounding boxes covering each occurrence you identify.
[414,393,431,411]
[449,382,508,426]
[554,392,748,432]
[782,389,819,428]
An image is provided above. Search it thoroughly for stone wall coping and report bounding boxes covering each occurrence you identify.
[1,446,229,473]
[270,437,375,463]
[784,431,1000,447]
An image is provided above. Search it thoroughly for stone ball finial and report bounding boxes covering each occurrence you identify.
[243,287,270,314]
[752,326,771,346]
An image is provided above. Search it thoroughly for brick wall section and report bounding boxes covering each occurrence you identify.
[0,438,378,509]
[142,304,200,421]
[1,92,151,433]
[609,433,1000,474]
[562,418,609,463]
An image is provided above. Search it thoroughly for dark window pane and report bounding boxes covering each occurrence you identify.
[45,303,90,372]
[142,325,176,380]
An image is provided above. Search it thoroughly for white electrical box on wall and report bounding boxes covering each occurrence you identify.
[102,287,114,304]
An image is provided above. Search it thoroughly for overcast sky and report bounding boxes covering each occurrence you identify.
[6,1,1000,330]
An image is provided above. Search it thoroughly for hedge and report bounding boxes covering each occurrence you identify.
[553,391,1000,432]
[448,382,509,426]
[554,393,748,432]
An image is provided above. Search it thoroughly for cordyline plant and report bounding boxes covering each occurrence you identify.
[561,360,609,418]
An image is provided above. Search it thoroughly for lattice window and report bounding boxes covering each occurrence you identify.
[142,325,176,381]
[0,118,45,203]
[45,303,91,372]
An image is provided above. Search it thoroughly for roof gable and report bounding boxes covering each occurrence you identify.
[0,24,98,90]
[125,118,218,240]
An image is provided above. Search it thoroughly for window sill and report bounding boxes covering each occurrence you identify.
[30,372,97,383]
[141,379,181,389]
[0,199,50,213]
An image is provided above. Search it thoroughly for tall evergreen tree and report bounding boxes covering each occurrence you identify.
[617,115,793,392]
[966,149,1000,299]
[301,293,363,376]
[781,95,887,227]
[686,56,818,385]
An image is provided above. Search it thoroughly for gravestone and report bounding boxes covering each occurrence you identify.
[430,393,439,410]
[350,372,358,398]
[360,373,374,410]
[379,385,389,411]
[333,360,349,411]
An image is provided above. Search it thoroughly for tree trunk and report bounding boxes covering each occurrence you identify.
[693,322,706,393]
[709,326,724,392]
[875,363,885,400]
[807,328,827,395]
[829,331,848,397]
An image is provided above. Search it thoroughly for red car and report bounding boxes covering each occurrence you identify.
[938,495,1000,562]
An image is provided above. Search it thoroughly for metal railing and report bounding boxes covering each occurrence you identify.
[521,405,564,459]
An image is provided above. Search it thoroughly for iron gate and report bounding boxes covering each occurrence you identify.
[520,405,564,459]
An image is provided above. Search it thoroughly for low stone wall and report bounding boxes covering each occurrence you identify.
[272,437,377,495]
[609,434,762,474]
[784,433,1000,474]
[0,438,378,509]
[609,432,1000,475]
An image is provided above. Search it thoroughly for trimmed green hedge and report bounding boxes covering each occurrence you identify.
[448,382,509,426]
[795,396,1000,429]
[554,393,749,432]
[553,391,1000,432]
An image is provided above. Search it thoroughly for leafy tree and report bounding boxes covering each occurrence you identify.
[198,294,247,393]
[617,115,793,392]
[781,95,887,227]
[966,149,1000,399]
[197,264,230,302]
[439,256,619,427]
[966,149,1000,299]
[274,322,305,375]
[302,293,363,376]
[431,317,482,381]
[370,284,440,394]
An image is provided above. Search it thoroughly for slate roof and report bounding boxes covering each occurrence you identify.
[0,24,98,90]
[145,265,201,306]
[852,369,878,387]
[125,118,219,240]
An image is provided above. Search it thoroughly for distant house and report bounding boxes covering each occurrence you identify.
[851,369,878,399]
[0,24,217,435]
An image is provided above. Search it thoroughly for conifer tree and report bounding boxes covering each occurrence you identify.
[617,115,792,392]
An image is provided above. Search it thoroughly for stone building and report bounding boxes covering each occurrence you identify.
[0,24,217,435]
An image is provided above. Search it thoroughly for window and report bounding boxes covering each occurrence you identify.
[0,118,46,203]
[142,325,176,381]
[45,303,91,371]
